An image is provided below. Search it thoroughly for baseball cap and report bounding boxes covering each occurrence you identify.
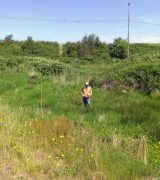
[85,82,89,86]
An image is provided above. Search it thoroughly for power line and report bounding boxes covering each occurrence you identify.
[0,16,126,23]
[0,16,160,26]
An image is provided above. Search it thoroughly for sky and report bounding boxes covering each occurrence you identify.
[0,0,160,43]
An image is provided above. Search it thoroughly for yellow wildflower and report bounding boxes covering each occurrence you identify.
[56,163,60,167]
[91,154,94,158]
[47,155,52,159]
[59,135,64,139]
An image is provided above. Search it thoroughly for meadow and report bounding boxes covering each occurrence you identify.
[0,40,160,179]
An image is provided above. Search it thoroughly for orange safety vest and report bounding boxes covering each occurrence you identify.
[82,87,92,98]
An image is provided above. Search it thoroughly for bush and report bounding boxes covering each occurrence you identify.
[63,42,79,57]
[36,62,65,75]
[0,55,80,78]
[97,60,160,94]
[123,63,160,94]
[0,36,60,58]
[109,37,128,59]
[21,39,60,58]
[63,34,109,60]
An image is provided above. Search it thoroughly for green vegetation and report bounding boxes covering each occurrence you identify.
[97,59,160,95]
[63,34,109,60]
[108,37,128,59]
[0,35,160,179]
[0,35,59,58]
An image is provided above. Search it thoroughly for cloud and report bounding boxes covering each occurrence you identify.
[99,35,114,43]
[131,35,160,43]
[135,15,160,25]
[99,34,160,43]
[136,16,150,21]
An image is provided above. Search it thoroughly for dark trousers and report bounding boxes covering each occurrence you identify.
[83,97,91,107]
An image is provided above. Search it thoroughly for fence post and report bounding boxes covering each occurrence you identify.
[111,131,118,148]
[137,135,147,165]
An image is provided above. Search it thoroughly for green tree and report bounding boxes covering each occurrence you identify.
[22,36,40,55]
[109,37,128,59]
[27,36,33,42]
[3,34,14,44]
[63,42,79,57]
[78,34,102,57]
[63,34,110,60]
[21,38,59,57]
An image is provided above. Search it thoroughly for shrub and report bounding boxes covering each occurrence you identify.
[63,42,79,57]
[109,37,128,59]
[97,60,160,94]
[0,36,60,58]
[0,55,79,77]
[63,34,109,59]
[123,63,160,94]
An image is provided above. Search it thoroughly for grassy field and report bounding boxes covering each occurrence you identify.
[0,54,160,179]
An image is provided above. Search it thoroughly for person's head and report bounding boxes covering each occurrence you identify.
[85,82,89,87]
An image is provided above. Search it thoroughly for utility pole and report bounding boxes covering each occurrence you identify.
[128,0,131,58]
[40,78,43,119]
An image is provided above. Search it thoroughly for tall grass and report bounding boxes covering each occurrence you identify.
[0,102,154,179]
[0,69,159,178]
[1,71,159,140]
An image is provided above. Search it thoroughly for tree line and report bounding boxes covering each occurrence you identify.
[63,34,128,59]
[3,33,158,60]
[0,35,60,58]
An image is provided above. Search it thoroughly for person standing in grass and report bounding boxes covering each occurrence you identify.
[81,82,92,107]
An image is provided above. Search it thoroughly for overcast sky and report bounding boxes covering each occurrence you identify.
[0,0,160,43]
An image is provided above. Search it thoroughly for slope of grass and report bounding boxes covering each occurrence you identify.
[0,53,160,178]
[0,71,159,140]
[0,71,160,177]
[0,102,155,179]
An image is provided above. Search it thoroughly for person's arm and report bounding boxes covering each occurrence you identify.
[88,87,92,97]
